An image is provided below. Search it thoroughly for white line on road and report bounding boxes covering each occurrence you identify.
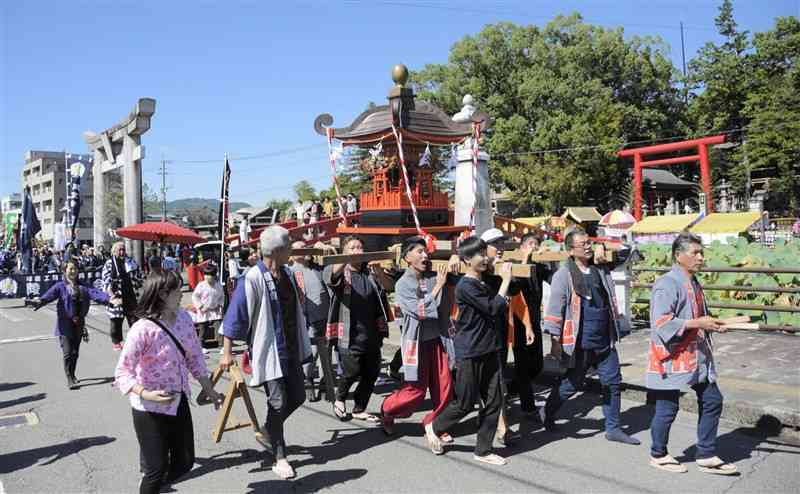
[0,335,58,345]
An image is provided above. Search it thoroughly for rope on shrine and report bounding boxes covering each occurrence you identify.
[325,128,349,226]
[391,125,436,251]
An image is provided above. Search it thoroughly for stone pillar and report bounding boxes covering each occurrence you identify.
[454,139,492,237]
[84,98,155,267]
[122,134,144,263]
[92,149,106,247]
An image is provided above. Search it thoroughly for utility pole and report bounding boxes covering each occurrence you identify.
[160,153,168,221]
[680,22,687,78]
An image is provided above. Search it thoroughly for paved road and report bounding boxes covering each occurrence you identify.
[1,299,799,493]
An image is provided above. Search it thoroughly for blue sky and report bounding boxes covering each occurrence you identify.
[2,0,796,207]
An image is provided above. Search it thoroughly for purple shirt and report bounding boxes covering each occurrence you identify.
[38,281,110,336]
[114,310,209,416]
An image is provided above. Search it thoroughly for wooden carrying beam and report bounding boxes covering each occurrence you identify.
[199,362,263,444]
[502,250,569,263]
[290,248,326,256]
[320,251,397,266]
[427,259,535,278]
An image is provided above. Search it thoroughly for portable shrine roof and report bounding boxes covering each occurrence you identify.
[314,64,489,145]
[562,207,602,223]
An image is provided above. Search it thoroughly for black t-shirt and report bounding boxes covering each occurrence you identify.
[347,268,381,354]
[453,276,506,360]
[276,273,298,358]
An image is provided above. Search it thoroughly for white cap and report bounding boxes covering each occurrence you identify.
[480,228,505,244]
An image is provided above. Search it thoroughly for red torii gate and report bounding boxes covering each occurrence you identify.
[618,135,726,221]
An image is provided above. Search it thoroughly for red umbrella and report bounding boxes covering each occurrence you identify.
[115,221,205,245]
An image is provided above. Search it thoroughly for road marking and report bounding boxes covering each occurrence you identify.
[1,478,5,494]
[0,335,58,345]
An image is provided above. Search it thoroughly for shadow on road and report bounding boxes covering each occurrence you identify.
[76,377,115,388]
[245,468,367,493]
[0,435,116,474]
[678,416,800,464]
[0,381,36,392]
[0,393,46,409]
[276,427,390,470]
[175,449,264,484]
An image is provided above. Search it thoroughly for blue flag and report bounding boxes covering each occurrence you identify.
[20,189,41,273]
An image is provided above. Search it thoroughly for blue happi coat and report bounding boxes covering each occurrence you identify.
[646,265,717,391]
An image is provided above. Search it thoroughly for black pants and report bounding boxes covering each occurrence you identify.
[303,335,337,403]
[500,322,543,413]
[59,332,81,382]
[196,321,220,347]
[132,394,194,494]
[336,349,381,413]
[389,348,403,375]
[110,311,138,344]
[264,360,306,460]
[433,351,503,456]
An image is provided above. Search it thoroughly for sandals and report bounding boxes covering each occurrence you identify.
[649,455,688,473]
[473,453,507,466]
[439,432,454,444]
[696,456,738,476]
[333,401,349,421]
[351,411,380,423]
[424,423,444,455]
[272,460,296,480]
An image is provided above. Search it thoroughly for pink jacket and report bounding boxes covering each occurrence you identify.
[114,310,209,416]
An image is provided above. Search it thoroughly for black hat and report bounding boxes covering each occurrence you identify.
[203,264,218,276]
[401,236,427,259]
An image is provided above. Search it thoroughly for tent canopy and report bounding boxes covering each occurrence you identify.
[630,213,701,234]
[690,212,762,234]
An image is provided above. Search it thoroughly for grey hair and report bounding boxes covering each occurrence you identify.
[112,241,125,254]
[671,231,703,261]
[260,226,291,256]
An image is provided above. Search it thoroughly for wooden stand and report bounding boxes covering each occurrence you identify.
[203,362,263,444]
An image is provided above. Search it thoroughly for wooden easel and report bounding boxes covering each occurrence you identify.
[202,361,264,444]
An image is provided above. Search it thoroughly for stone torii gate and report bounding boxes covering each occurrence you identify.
[84,98,156,264]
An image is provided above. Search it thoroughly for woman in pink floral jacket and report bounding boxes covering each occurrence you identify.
[115,270,223,494]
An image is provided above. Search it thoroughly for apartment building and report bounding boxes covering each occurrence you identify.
[1,193,22,214]
[20,150,95,245]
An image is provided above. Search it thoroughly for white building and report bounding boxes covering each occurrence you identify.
[20,151,95,245]
[1,193,22,215]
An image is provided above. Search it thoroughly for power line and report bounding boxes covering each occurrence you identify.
[170,143,326,165]
[342,0,719,32]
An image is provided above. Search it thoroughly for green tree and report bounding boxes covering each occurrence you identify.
[738,16,800,213]
[293,180,317,202]
[142,182,161,216]
[687,0,752,183]
[412,16,687,214]
[266,198,293,213]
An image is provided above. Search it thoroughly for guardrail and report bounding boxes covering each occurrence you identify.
[631,266,800,332]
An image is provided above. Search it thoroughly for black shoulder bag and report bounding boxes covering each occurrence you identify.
[146,317,186,358]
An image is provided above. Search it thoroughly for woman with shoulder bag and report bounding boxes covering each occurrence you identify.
[114,270,223,494]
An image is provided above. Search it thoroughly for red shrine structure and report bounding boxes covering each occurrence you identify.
[313,64,489,250]
[618,135,727,221]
